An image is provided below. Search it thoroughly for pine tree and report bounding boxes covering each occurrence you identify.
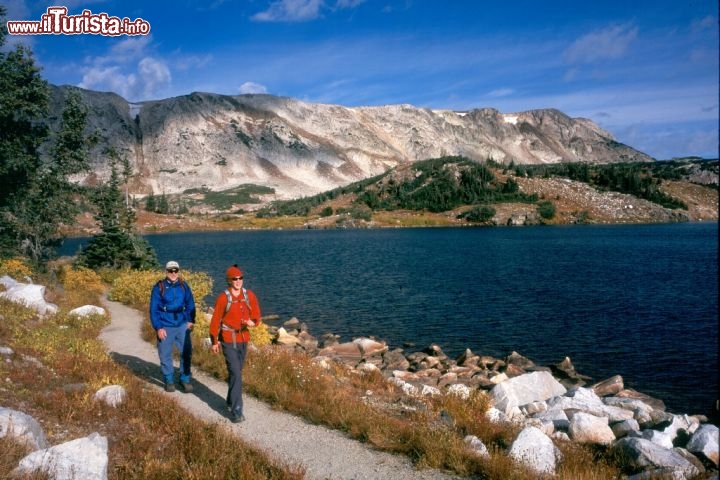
[145,193,156,212]
[11,89,94,262]
[156,193,169,214]
[0,7,50,258]
[0,11,93,263]
[76,150,158,270]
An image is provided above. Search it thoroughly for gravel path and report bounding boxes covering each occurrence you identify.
[100,297,460,480]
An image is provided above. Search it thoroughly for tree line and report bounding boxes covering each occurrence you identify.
[518,161,700,210]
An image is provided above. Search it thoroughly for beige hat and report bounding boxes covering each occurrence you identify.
[165,260,180,270]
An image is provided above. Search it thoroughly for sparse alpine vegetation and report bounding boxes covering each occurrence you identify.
[251,156,717,227]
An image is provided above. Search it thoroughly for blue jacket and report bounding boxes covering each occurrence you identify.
[149,278,196,330]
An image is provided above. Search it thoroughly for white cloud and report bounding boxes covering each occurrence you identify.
[71,32,171,101]
[251,0,324,22]
[138,57,171,98]
[564,23,638,64]
[487,88,514,98]
[251,0,363,22]
[79,65,137,98]
[692,15,716,32]
[174,53,213,72]
[108,35,153,60]
[335,0,366,8]
[239,82,268,94]
[79,55,171,101]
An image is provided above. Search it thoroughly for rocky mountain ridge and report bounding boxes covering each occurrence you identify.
[49,85,653,201]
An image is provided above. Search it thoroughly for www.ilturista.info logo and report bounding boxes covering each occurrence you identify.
[6,6,150,36]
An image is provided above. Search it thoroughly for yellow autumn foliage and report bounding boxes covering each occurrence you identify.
[0,257,33,280]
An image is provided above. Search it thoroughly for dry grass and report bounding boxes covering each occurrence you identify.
[0,263,629,479]
[0,264,303,480]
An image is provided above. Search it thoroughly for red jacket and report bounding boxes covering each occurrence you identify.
[209,288,261,345]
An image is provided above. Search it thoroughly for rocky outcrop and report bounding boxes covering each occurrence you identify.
[0,276,58,315]
[270,319,719,479]
[49,85,654,202]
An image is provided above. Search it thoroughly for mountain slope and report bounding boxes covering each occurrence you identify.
[50,86,653,201]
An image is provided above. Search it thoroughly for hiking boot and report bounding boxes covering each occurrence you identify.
[164,383,176,392]
[180,381,193,393]
[231,413,246,424]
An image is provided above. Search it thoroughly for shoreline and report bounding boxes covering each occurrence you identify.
[266,316,719,424]
[61,214,719,239]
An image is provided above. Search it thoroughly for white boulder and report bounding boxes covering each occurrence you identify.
[68,305,106,317]
[93,385,127,408]
[686,424,719,466]
[0,276,58,315]
[508,426,559,476]
[0,407,48,450]
[612,437,700,480]
[491,371,566,414]
[13,432,108,480]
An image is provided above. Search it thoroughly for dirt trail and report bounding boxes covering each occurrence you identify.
[99,297,459,480]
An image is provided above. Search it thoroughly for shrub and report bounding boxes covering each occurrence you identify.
[460,205,496,223]
[110,269,213,311]
[250,322,273,347]
[58,266,105,308]
[537,200,556,219]
[0,258,33,280]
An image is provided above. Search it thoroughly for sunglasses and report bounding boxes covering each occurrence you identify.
[230,276,243,281]
[166,268,179,273]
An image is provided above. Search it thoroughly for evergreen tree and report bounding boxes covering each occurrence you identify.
[11,89,94,262]
[156,193,169,214]
[77,150,157,270]
[0,7,50,258]
[0,12,92,263]
[145,193,156,212]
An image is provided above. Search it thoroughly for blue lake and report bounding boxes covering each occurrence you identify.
[62,222,719,418]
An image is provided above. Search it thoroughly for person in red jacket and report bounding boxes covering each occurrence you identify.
[209,264,262,423]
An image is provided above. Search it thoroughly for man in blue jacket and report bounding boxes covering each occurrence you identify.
[149,260,197,392]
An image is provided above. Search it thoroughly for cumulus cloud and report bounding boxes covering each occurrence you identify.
[239,82,268,94]
[79,53,171,101]
[251,0,364,22]
[137,57,171,98]
[79,66,138,98]
[72,32,171,101]
[564,23,638,64]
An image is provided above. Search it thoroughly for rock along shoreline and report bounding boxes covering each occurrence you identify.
[269,315,719,479]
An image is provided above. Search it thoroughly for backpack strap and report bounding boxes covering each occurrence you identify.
[158,278,184,298]
[219,288,251,349]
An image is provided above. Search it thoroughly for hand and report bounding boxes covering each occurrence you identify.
[187,322,194,330]
[157,328,167,341]
[246,320,255,327]
[211,343,219,354]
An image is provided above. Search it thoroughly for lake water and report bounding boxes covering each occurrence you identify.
[61,222,718,418]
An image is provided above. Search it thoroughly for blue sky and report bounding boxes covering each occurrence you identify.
[3,0,718,160]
